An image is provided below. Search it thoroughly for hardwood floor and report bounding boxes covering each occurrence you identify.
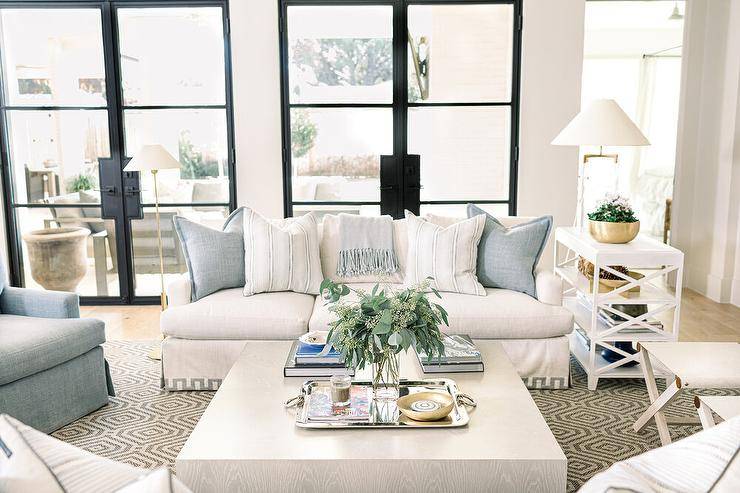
[81,305,161,341]
[83,288,739,343]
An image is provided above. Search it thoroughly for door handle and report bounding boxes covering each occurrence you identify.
[124,186,141,195]
[379,186,396,191]
[102,185,116,195]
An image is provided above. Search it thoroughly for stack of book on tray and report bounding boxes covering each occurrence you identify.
[416,334,483,373]
[284,340,354,377]
[305,385,370,423]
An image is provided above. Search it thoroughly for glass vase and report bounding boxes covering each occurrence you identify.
[371,350,401,402]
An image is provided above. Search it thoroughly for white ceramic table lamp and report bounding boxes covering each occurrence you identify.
[551,99,649,229]
[124,145,181,311]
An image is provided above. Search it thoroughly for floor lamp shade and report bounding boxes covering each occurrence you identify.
[125,144,181,171]
[551,99,649,147]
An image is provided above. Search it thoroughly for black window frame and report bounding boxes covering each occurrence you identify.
[278,0,522,218]
[0,0,237,304]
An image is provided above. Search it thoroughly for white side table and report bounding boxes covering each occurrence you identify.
[554,227,684,390]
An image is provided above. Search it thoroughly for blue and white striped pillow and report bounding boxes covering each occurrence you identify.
[242,209,323,296]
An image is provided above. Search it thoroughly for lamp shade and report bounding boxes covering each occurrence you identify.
[551,99,650,147]
[124,144,181,172]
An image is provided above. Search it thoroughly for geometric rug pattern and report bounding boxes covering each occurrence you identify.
[54,341,739,492]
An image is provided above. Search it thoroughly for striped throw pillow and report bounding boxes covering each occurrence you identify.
[404,211,486,296]
[242,209,323,296]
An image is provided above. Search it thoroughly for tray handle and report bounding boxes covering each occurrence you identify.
[456,392,477,408]
[284,393,305,409]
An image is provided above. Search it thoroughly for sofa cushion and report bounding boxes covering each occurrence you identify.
[468,204,552,298]
[174,207,245,302]
[161,288,314,340]
[0,414,142,493]
[242,209,323,296]
[309,283,573,339]
[0,315,105,386]
[404,211,486,296]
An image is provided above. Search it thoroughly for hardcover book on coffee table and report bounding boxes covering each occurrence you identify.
[416,334,484,373]
[284,341,354,377]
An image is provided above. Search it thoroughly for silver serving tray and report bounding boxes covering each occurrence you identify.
[293,378,472,429]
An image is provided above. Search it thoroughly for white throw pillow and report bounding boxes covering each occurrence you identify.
[116,467,192,493]
[404,211,486,296]
[242,209,323,296]
[0,414,143,493]
[0,415,62,493]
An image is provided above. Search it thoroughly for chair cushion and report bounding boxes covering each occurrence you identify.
[0,315,105,386]
[309,283,573,339]
[161,288,314,340]
[579,415,740,493]
[0,414,142,493]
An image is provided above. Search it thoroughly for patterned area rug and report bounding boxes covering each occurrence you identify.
[54,341,738,492]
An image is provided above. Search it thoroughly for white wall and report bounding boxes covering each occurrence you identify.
[672,0,740,306]
[230,0,284,218]
[518,0,584,269]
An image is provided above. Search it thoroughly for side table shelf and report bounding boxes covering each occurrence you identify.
[554,227,684,390]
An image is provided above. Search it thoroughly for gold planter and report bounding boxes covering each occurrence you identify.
[588,220,640,244]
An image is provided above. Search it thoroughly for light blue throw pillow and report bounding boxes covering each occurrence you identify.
[174,207,245,301]
[467,204,552,298]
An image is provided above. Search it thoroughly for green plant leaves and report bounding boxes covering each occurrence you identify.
[321,279,448,369]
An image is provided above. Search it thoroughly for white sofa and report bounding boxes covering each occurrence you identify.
[160,215,574,391]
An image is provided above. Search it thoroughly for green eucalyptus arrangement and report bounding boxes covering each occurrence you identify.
[587,194,638,223]
[320,278,447,398]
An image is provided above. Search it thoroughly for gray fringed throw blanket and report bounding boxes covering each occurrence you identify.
[337,214,399,277]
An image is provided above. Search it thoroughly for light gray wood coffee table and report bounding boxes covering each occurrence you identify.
[176,340,567,493]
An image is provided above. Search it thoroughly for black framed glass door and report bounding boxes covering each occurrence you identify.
[0,0,235,304]
[279,0,521,219]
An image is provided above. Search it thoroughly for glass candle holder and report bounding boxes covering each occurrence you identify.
[330,374,352,407]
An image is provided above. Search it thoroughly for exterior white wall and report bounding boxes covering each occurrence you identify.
[672,0,740,306]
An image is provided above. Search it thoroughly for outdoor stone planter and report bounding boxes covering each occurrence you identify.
[23,227,90,292]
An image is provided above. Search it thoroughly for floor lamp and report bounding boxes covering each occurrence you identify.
[125,145,181,360]
[551,99,649,230]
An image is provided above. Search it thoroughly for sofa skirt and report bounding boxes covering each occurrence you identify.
[499,336,570,389]
[162,335,570,391]
[0,346,112,433]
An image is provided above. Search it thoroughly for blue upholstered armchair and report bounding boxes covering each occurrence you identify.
[0,258,114,432]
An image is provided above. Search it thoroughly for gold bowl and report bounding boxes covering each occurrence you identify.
[588,220,640,244]
[397,391,454,422]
